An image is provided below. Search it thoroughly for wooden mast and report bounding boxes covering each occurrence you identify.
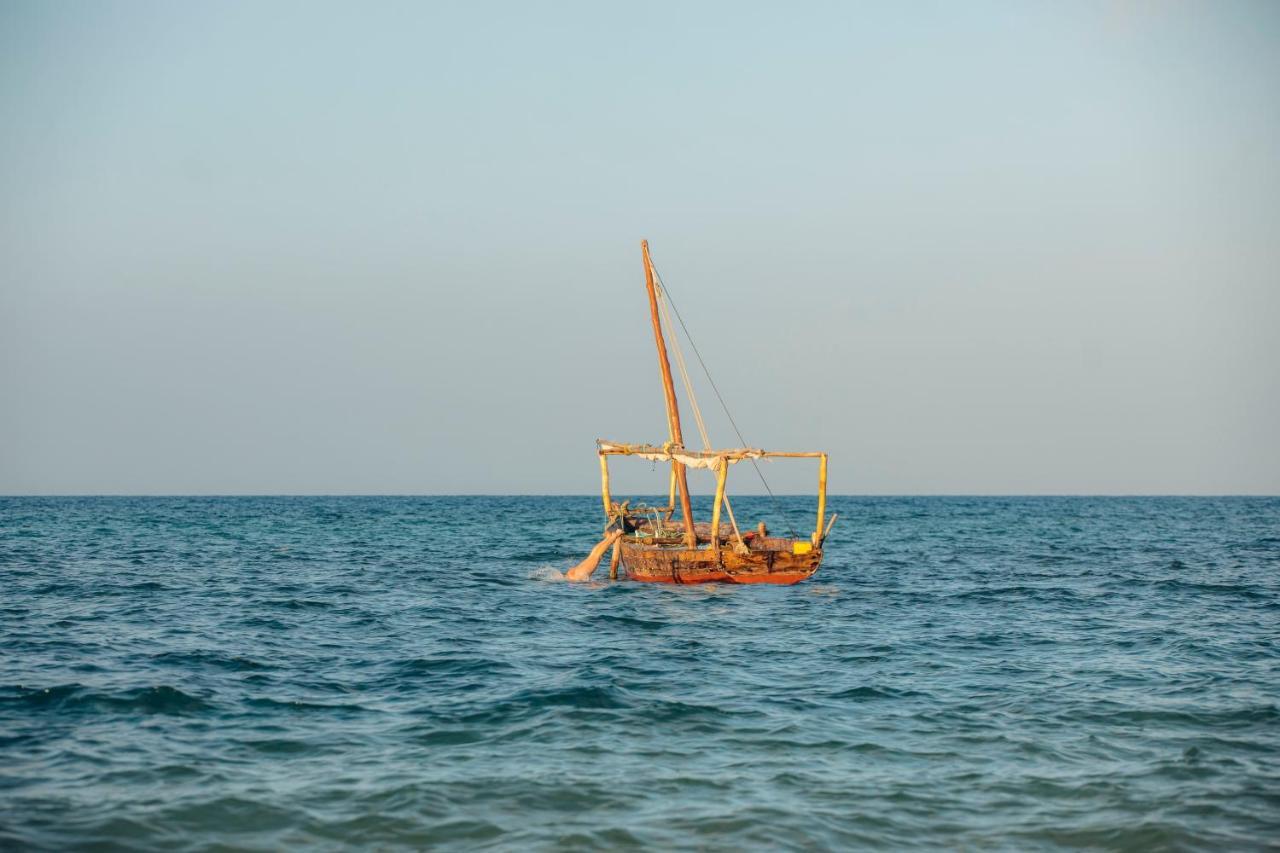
[642,239,697,548]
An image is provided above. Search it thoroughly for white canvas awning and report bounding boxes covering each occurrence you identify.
[596,440,821,467]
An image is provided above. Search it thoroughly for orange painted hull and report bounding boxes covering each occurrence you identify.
[627,568,818,585]
[619,541,821,585]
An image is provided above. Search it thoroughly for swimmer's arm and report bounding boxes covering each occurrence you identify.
[565,529,624,582]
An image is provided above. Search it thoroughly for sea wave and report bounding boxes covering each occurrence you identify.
[2,495,1278,849]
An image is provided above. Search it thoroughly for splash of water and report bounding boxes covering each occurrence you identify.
[528,565,569,582]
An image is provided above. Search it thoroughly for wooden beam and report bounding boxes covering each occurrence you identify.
[710,456,728,561]
[597,440,824,462]
[763,451,828,459]
[722,494,747,553]
[665,464,677,520]
[599,454,611,517]
[608,540,622,580]
[814,453,828,544]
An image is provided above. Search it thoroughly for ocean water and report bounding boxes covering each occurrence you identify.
[1,495,1278,851]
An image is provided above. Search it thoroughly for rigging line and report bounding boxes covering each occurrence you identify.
[657,286,747,551]
[651,263,801,540]
[656,285,710,449]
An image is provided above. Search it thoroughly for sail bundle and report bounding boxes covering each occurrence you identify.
[596,441,767,470]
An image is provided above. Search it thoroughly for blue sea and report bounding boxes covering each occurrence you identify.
[2,496,1278,850]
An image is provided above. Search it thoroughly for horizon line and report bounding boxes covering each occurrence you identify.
[2,493,1277,499]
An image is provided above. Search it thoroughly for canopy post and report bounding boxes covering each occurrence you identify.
[814,453,828,544]
[642,239,696,548]
[664,465,677,520]
[599,454,611,518]
[722,494,747,553]
[608,540,622,580]
[710,457,728,561]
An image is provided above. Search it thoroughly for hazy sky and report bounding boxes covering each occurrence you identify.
[2,1,1277,495]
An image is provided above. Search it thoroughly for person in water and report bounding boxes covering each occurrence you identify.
[565,529,624,582]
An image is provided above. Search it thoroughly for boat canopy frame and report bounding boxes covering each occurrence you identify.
[596,439,829,553]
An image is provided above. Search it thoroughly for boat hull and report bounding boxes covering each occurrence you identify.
[619,541,821,585]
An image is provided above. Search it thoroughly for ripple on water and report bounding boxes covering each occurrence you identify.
[1,495,1279,849]
[3,684,215,716]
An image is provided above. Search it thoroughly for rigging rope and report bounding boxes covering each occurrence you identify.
[650,262,802,540]
[656,285,710,449]
[656,285,747,551]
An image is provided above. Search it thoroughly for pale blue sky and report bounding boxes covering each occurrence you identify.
[2,1,1277,494]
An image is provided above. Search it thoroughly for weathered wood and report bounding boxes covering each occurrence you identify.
[597,441,824,462]
[721,494,747,553]
[641,240,696,549]
[761,451,827,458]
[608,540,622,580]
[599,454,611,517]
[619,539,821,585]
[814,452,828,544]
[586,241,833,585]
[709,456,728,562]
[664,465,676,521]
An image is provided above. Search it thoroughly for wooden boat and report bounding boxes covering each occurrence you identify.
[596,241,833,585]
